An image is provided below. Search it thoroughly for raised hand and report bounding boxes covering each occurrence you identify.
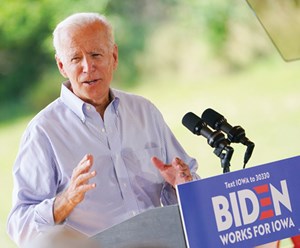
[151,156,192,188]
[53,154,96,224]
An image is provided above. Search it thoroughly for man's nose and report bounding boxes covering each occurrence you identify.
[82,56,95,73]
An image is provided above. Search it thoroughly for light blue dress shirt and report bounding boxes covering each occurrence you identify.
[7,82,199,246]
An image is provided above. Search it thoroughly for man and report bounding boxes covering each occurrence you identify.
[7,12,199,247]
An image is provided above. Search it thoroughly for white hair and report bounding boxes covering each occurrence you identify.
[53,12,114,57]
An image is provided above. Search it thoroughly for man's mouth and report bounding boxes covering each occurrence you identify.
[83,79,99,85]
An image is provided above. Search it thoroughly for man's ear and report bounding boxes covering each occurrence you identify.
[55,55,68,78]
[112,44,118,70]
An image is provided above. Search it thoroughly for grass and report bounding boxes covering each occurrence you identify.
[0,116,33,248]
[133,56,300,178]
[1,56,300,247]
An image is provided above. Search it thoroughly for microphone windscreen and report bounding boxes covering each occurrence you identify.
[182,112,203,134]
[201,108,223,128]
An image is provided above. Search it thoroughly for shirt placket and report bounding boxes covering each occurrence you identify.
[104,106,140,217]
[84,105,109,147]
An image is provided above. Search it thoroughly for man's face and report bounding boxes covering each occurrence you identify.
[56,22,118,106]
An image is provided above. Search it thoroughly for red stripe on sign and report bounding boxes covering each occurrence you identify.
[253,184,269,194]
[260,197,272,207]
[260,210,274,220]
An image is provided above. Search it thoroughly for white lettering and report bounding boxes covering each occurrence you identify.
[270,180,292,215]
[238,189,260,225]
[253,223,271,237]
[229,192,242,227]
[219,228,252,245]
[272,217,295,232]
[212,195,233,232]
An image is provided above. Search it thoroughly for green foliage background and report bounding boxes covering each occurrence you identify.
[1,0,299,247]
[0,0,270,121]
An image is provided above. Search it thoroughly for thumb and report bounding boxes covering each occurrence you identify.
[151,156,165,171]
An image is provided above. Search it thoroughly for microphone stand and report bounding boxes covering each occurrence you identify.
[213,144,234,173]
[205,130,234,174]
[225,125,255,169]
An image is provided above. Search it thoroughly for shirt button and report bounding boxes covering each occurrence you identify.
[86,105,91,110]
[101,128,105,133]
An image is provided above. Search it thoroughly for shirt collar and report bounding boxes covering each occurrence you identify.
[110,89,120,116]
[60,81,120,122]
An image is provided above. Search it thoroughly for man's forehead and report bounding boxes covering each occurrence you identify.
[60,27,107,54]
[67,22,107,39]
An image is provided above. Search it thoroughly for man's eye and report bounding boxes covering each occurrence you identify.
[92,53,103,57]
[71,57,80,63]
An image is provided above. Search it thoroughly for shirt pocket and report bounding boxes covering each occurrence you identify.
[121,146,165,184]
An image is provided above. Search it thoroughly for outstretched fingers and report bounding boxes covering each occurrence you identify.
[151,156,166,171]
[67,154,97,206]
[172,157,193,183]
[73,154,94,177]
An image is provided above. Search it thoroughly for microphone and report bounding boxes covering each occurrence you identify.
[182,112,234,173]
[182,112,228,149]
[201,108,254,168]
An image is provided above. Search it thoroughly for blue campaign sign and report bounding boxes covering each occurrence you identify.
[177,155,300,248]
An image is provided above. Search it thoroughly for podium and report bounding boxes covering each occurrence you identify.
[92,155,300,248]
[92,205,186,248]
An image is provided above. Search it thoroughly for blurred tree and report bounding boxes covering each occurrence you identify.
[0,0,52,103]
[106,0,178,87]
[0,0,179,119]
[0,0,272,121]
[0,0,109,120]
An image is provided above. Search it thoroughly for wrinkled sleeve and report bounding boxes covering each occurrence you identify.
[149,103,200,206]
[7,123,59,247]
